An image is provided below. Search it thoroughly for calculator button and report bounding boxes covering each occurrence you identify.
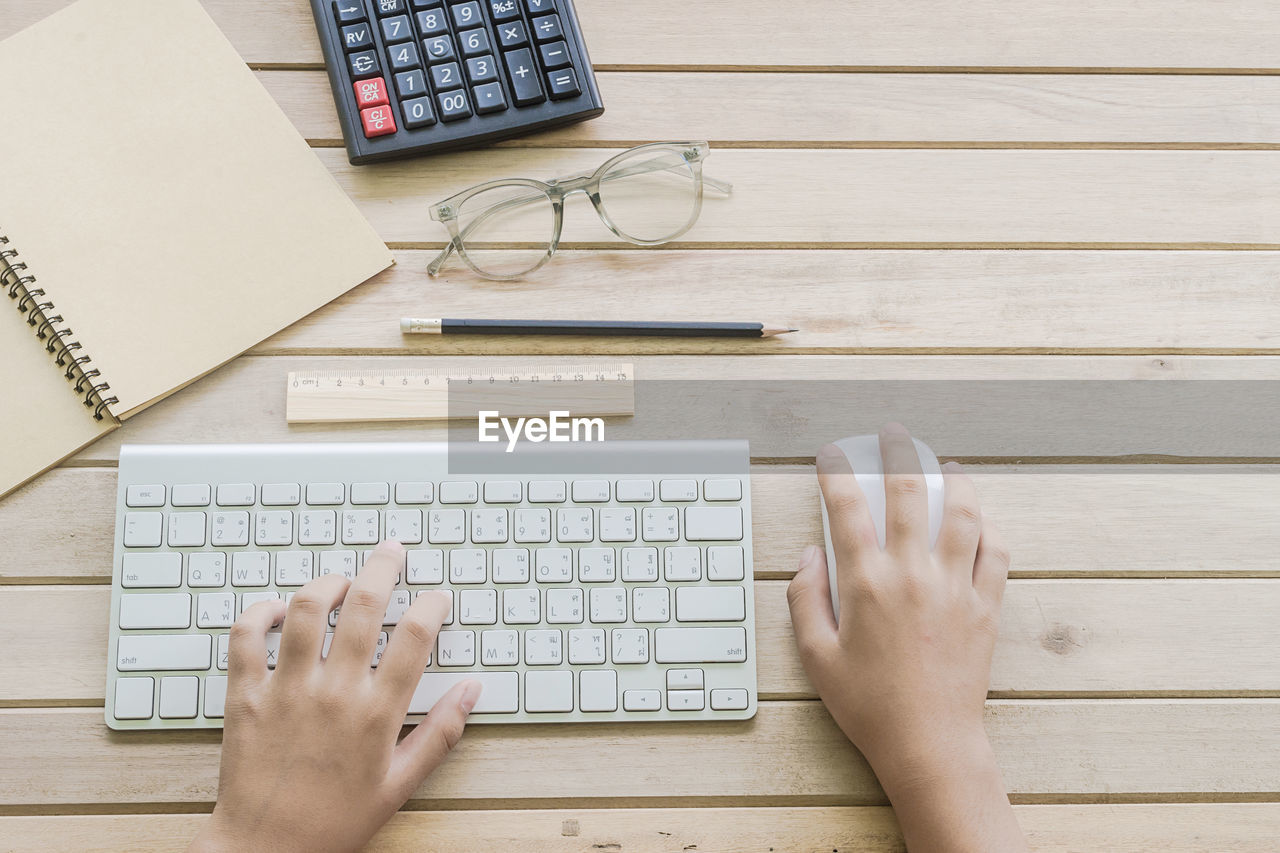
[380,14,414,42]
[546,67,580,99]
[431,62,463,91]
[348,49,382,79]
[415,8,449,35]
[402,96,437,128]
[341,22,375,51]
[361,104,399,137]
[466,54,499,83]
[451,1,484,29]
[532,13,562,41]
[459,27,491,57]
[376,0,408,14]
[353,77,390,108]
[388,41,421,70]
[473,81,508,114]
[395,68,428,98]
[524,0,554,14]
[335,1,367,24]
[438,89,473,121]
[423,35,457,63]
[538,39,571,69]
[489,0,520,22]
[496,19,529,49]
[411,0,442,7]
[503,48,545,105]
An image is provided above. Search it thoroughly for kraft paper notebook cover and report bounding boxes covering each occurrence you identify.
[0,0,394,498]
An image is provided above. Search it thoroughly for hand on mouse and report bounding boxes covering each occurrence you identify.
[188,541,481,853]
[788,424,1026,852]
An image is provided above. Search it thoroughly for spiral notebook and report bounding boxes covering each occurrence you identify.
[0,0,393,499]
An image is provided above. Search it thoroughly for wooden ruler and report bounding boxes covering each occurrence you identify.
[285,363,635,423]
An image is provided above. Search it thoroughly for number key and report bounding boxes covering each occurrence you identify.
[395,68,427,98]
[416,8,449,35]
[423,35,457,63]
[466,54,498,83]
[402,96,437,128]
[380,14,413,43]
[388,40,421,70]
[451,1,483,28]
[430,62,462,90]
[437,89,473,121]
[459,27,491,56]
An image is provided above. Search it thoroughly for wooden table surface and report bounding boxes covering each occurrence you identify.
[4,1,1280,850]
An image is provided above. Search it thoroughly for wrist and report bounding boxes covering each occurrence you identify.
[862,722,998,799]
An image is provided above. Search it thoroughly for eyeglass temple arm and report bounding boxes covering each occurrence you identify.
[428,159,733,275]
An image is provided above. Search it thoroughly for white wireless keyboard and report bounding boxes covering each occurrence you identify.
[106,441,757,729]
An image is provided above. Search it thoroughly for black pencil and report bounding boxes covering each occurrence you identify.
[400,317,798,338]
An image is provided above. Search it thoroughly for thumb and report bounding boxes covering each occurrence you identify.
[386,680,481,801]
[787,545,838,659]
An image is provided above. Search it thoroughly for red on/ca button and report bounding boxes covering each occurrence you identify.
[361,104,397,138]
[353,77,389,108]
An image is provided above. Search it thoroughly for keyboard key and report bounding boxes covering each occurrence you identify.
[171,483,211,507]
[668,689,705,711]
[659,479,697,502]
[471,508,509,543]
[466,54,499,83]
[123,512,163,547]
[255,511,293,546]
[610,628,649,664]
[197,592,236,628]
[664,546,701,581]
[348,49,382,79]
[438,89,472,120]
[497,19,529,49]
[204,675,228,718]
[528,480,566,502]
[703,478,743,501]
[409,671,518,714]
[482,628,520,664]
[242,591,282,614]
[436,630,476,666]
[641,507,678,542]
[361,104,398,137]
[568,628,606,664]
[556,508,593,542]
[578,547,616,582]
[423,34,457,63]
[546,67,580,99]
[299,510,337,545]
[120,593,191,629]
[384,589,412,624]
[342,509,380,544]
[416,7,450,35]
[406,548,445,584]
[388,40,422,71]
[588,587,626,623]
[431,61,463,91]
[351,482,390,505]
[125,484,165,507]
[710,688,750,711]
[159,676,200,719]
[532,13,562,41]
[211,511,250,547]
[307,482,345,505]
[621,547,659,582]
[676,586,746,622]
[449,548,487,583]
[525,0,554,14]
[546,587,583,623]
[440,481,478,504]
[524,628,562,664]
[654,627,747,663]
[341,22,375,51]
[320,549,359,581]
[526,670,573,712]
[217,634,230,670]
[632,587,670,622]
[113,677,154,720]
[188,552,226,587]
[275,551,314,586]
[261,483,301,506]
[538,39,571,69]
[514,508,551,542]
[599,507,635,542]
[579,669,617,712]
[623,689,660,711]
[116,634,211,671]
[684,506,743,541]
[667,668,704,690]
[167,512,207,547]
[707,546,745,581]
[473,81,508,113]
[232,552,271,587]
[615,479,654,502]
[380,14,413,43]
[489,0,521,22]
[459,588,497,624]
[386,509,423,543]
[535,548,572,582]
[335,1,367,24]
[396,481,434,504]
[488,549,527,585]
[122,553,182,588]
[503,587,540,623]
[459,26,491,57]
[428,509,466,543]
[572,479,609,502]
[452,1,483,28]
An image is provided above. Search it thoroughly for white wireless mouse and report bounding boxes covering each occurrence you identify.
[819,434,945,621]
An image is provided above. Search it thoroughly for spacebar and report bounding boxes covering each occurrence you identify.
[408,672,519,714]
[655,627,748,663]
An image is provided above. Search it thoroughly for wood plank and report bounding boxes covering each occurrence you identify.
[7,580,1277,704]
[258,250,1280,354]
[258,70,1280,147]
[4,804,1279,852]
[1,700,1277,805]
[8,1,1280,70]
[320,148,1280,247]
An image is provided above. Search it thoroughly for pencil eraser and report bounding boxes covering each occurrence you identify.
[400,318,411,333]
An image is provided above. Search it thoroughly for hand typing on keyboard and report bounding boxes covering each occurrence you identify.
[188,541,479,853]
[787,425,1027,852]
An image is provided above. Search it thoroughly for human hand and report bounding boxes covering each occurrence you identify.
[787,424,1024,851]
[189,541,481,853]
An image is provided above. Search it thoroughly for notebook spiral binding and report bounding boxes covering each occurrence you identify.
[0,230,118,420]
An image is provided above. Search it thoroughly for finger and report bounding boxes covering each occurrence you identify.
[227,598,286,693]
[973,517,1012,608]
[377,590,452,707]
[386,680,481,802]
[935,461,983,576]
[879,422,928,555]
[329,540,405,672]
[275,573,351,674]
[787,545,838,662]
[817,443,880,557]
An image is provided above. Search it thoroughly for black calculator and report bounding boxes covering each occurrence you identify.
[309,0,605,164]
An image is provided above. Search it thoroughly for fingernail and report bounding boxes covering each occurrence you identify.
[881,422,908,436]
[942,460,963,473]
[459,680,482,715]
[816,444,844,473]
[817,443,843,458]
[798,545,820,568]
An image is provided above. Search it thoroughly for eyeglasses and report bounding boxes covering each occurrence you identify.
[426,141,732,280]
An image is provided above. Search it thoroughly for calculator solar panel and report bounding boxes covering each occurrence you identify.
[309,0,605,164]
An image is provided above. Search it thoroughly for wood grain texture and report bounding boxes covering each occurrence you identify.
[8,1,1280,70]
[6,580,1277,704]
[2,701,1278,806]
[257,71,1280,147]
[4,804,1280,852]
[321,148,1280,247]
[258,250,1280,355]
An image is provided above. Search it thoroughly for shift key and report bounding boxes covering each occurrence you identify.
[503,48,545,105]
[117,634,211,671]
[655,627,747,663]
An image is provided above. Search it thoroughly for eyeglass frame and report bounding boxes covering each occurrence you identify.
[426,141,732,280]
